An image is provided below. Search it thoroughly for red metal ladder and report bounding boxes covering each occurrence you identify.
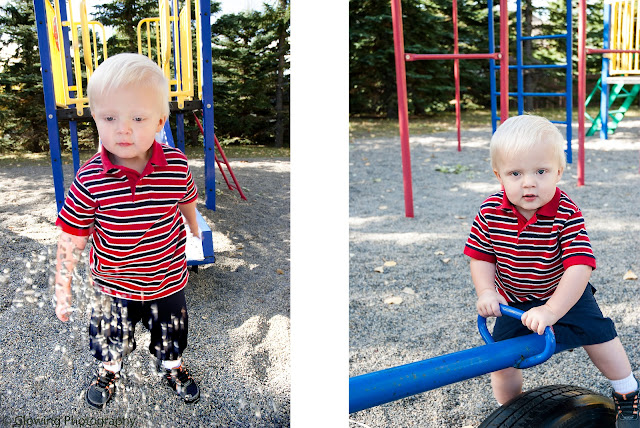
[193,111,247,201]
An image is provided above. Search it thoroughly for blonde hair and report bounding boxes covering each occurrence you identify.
[87,53,169,117]
[490,115,566,171]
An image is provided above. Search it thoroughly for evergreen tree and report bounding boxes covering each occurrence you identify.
[350,0,490,118]
[92,0,160,55]
[264,0,290,148]
[0,0,47,152]
[212,8,289,146]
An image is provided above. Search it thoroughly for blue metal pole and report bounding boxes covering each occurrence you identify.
[163,121,176,147]
[350,333,550,413]
[350,305,558,414]
[70,121,80,172]
[600,2,611,140]
[200,0,216,210]
[516,0,524,115]
[488,0,498,133]
[177,112,186,153]
[33,0,66,212]
[565,0,573,163]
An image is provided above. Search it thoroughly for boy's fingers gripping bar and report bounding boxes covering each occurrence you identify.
[477,304,556,369]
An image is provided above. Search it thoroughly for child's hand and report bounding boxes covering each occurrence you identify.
[191,227,201,240]
[476,289,508,318]
[55,283,72,322]
[521,304,559,335]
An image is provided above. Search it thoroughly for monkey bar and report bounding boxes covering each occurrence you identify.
[391,0,510,218]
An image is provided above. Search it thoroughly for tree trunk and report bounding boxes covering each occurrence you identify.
[274,0,288,148]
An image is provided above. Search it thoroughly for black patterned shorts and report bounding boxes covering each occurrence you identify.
[89,289,188,362]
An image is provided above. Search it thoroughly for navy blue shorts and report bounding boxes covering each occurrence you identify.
[492,284,617,348]
[89,289,188,363]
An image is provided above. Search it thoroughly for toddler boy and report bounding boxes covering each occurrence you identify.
[55,53,201,408]
[464,115,638,427]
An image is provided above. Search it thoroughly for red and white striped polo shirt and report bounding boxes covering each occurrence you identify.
[56,141,198,301]
[464,188,596,303]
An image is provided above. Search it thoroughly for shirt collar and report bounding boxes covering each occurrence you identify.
[499,187,561,218]
[100,140,168,174]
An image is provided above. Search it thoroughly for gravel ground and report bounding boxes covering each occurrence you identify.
[0,156,290,427]
[349,119,640,427]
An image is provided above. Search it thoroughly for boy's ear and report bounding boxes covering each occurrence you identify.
[156,115,168,132]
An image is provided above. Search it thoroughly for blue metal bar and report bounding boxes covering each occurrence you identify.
[477,304,555,369]
[70,121,80,173]
[508,0,572,165]
[516,0,524,115]
[565,0,573,163]
[502,92,568,97]
[33,0,66,212]
[500,64,567,70]
[518,92,568,96]
[517,64,569,70]
[600,2,611,140]
[163,121,176,147]
[199,0,216,211]
[176,113,186,153]
[488,0,498,132]
[350,334,553,413]
[349,305,559,414]
[521,34,568,41]
[496,64,567,70]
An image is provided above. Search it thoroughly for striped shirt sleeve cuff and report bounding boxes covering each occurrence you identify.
[55,217,92,236]
[463,245,496,263]
[562,254,596,271]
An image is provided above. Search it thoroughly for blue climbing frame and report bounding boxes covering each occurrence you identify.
[33,0,216,266]
[489,0,573,163]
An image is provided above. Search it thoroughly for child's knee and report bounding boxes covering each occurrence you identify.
[491,367,523,404]
[492,366,520,381]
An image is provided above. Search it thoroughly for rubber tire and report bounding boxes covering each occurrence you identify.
[479,384,615,428]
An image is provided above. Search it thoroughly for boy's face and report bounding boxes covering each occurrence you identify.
[92,84,167,171]
[493,140,564,220]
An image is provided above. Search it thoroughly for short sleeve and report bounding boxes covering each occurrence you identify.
[55,177,97,236]
[464,209,496,263]
[178,166,198,205]
[559,210,596,270]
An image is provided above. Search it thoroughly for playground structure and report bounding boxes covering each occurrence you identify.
[349,0,637,421]
[392,0,640,218]
[33,0,248,266]
[585,0,640,138]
